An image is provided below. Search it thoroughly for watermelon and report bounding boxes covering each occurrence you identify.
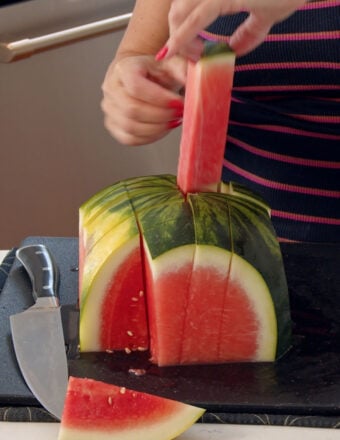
[177,42,235,193]
[79,42,291,365]
[58,377,205,440]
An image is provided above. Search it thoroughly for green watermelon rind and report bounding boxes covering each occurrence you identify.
[202,41,233,58]
[226,198,291,358]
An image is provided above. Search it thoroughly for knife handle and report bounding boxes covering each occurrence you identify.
[16,244,60,304]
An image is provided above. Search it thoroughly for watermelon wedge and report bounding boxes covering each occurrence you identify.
[57,377,205,440]
[79,188,148,353]
[177,42,235,194]
[78,42,291,365]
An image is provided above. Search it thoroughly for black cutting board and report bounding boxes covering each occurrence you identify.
[0,236,339,416]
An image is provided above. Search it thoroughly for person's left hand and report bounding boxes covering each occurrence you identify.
[101,54,187,146]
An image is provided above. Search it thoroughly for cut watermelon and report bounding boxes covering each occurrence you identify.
[78,42,291,365]
[177,42,235,194]
[57,377,205,440]
[79,188,148,353]
[79,175,291,364]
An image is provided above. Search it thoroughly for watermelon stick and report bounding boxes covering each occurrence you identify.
[177,42,235,194]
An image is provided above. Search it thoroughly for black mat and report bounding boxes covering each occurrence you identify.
[0,236,339,425]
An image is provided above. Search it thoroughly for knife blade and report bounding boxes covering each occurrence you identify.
[10,244,69,420]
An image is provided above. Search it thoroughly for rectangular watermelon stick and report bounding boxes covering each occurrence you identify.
[177,42,235,194]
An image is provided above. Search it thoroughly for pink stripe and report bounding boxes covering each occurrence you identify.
[227,135,340,168]
[271,209,340,226]
[229,121,340,141]
[265,31,339,42]
[224,161,340,198]
[300,1,340,11]
[287,113,340,123]
[232,84,340,92]
[200,28,339,43]
[235,62,340,72]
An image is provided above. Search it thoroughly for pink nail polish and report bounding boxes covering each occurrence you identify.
[168,119,182,129]
[168,99,184,110]
[155,46,168,61]
[168,100,184,118]
[173,108,183,118]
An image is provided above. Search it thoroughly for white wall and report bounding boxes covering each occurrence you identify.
[0,12,180,248]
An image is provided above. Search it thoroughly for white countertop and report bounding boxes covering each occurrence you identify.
[0,250,9,262]
[0,421,340,440]
[0,250,338,439]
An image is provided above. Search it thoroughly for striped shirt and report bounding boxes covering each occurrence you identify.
[203,0,340,242]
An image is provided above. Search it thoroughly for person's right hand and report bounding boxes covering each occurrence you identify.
[101,54,187,146]
[161,0,307,59]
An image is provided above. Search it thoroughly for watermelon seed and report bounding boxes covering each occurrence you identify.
[127,330,134,337]
[120,387,126,394]
[125,347,132,354]
[108,396,113,405]
[105,349,114,354]
[139,290,144,297]
[131,297,139,302]
[137,346,148,352]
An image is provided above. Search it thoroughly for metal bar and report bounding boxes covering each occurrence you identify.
[0,12,132,63]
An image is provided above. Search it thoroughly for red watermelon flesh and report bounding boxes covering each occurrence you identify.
[177,43,235,194]
[58,377,205,440]
[100,244,148,352]
[144,243,277,367]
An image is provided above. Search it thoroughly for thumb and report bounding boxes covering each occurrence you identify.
[229,13,273,57]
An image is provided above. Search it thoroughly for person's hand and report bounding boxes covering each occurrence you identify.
[101,55,187,146]
[158,0,307,59]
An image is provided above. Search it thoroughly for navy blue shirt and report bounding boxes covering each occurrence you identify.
[203,0,340,242]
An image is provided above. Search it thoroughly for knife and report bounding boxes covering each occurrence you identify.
[10,244,69,420]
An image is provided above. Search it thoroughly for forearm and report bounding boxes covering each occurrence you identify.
[114,0,172,63]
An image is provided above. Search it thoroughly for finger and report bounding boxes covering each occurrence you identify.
[102,80,184,125]
[166,2,220,58]
[103,111,180,146]
[101,84,183,145]
[176,37,205,62]
[119,62,184,109]
[228,13,273,56]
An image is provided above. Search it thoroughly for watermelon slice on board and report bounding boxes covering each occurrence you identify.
[57,377,205,440]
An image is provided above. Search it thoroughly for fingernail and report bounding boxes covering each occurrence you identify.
[168,100,184,118]
[155,45,168,61]
[168,99,184,110]
[173,108,183,118]
[168,119,182,129]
